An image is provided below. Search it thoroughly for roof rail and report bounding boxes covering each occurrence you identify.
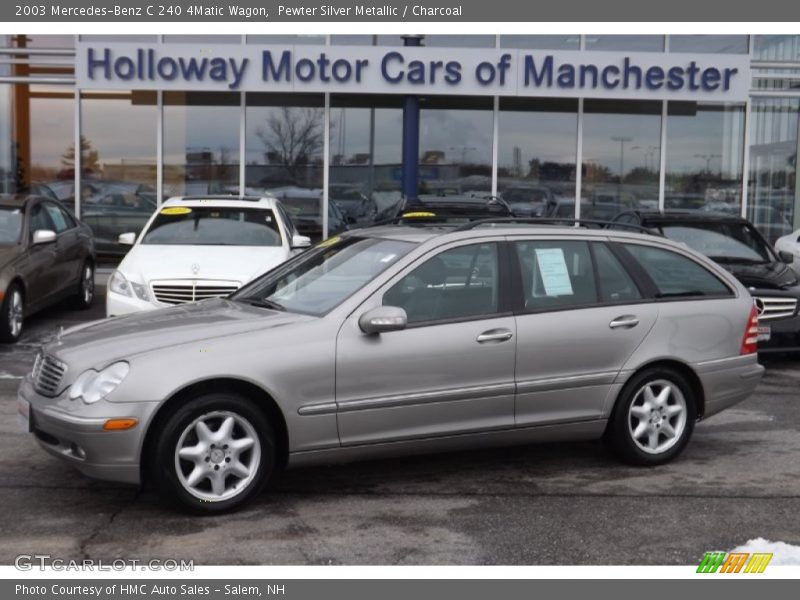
[179,195,264,202]
[453,217,662,235]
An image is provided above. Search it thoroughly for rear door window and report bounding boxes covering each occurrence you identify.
[623,243,732,298]
[514,240,598,311]
[593,243,642,302]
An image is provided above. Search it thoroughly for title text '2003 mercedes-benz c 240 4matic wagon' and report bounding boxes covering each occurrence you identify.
[18,219,764,513]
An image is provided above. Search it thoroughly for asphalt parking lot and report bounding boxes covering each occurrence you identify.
[1,282,799,566]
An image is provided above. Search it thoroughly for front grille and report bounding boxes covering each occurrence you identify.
[151,280,239,305]
[754,296,799,321]
[32,353,67,397]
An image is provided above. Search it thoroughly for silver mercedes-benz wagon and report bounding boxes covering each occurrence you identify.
[19,221,764,513]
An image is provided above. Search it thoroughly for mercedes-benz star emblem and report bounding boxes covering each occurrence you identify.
[191,263,200,275]
[754,298,766,316]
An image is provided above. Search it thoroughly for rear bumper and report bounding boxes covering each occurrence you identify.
[694,354,765,419]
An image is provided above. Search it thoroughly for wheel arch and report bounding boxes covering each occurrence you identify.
[615,359,706,419]
[139,377,290,484]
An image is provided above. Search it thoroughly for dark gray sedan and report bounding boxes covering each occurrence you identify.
[0,195,96,343]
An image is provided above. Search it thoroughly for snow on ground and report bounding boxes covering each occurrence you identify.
[730,538,800,565]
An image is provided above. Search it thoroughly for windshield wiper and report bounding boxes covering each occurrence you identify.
[240,298,286,311]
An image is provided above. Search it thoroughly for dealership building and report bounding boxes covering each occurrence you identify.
[2,34,800,248]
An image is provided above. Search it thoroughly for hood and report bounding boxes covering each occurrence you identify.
[47,298,313,369]
[720,260,800,291]
[119,244,289,285]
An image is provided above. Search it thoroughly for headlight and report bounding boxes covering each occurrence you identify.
[109,270,149,301]
[68,361,130,404]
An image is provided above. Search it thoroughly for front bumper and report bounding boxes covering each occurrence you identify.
[106,289,159,317]
[758,313,800,353]
[18,377,160,485]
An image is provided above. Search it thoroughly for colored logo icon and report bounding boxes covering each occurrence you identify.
[697,552,773,573]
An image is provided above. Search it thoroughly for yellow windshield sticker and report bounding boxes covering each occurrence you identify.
[160,206,192,216]
[316,235,341,248]
[402,211,436,218]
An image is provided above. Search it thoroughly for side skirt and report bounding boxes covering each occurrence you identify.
[287,419,607,469]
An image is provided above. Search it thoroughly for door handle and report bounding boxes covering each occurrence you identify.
[476,329,514,343]
[609,315,640,329]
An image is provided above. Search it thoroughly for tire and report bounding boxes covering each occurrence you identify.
[72,260,95,309]
[0,283,24,344]
[150,393,275,514]
[606,367,697,466]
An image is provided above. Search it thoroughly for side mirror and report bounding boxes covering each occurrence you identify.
[358,306,408,335]
[118,232,137,246]
[32,230,56,245]
[291,234,312,249]
[779,250,794,264]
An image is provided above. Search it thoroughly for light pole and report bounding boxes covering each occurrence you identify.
[694,153,722,174]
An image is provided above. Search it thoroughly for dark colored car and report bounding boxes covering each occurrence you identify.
[79,181,158,256]
[269,187,350,242]
[329,184,378,226]
[610,209,800,352]
[0,195,96,343]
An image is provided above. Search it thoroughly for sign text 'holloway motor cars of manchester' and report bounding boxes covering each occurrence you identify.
[77,43,751,101]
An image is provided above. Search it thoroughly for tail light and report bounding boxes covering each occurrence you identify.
[740,305,760,355]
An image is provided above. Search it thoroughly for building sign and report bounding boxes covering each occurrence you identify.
[76,43,751,101]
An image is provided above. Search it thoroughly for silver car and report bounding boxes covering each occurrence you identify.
[18,222,764,513]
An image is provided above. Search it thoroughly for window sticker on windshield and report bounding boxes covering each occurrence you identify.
[160,206,192,216]
[535,248,574,296]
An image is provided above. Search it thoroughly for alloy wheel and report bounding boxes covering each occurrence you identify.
[82,265,94,304]
[174,410,261,502]
[8,289,23,339]
[627,379,688,455]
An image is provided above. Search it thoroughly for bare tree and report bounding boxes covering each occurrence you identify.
[256,107,324,180]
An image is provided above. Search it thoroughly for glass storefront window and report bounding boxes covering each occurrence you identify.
[245,93,326,240]
[163,35,242,44]
[163,91,240,197]
[80,35,159,42]
[749,98,799,243]
[669,35,748,54]
[581,100,662,218]
[498,98,578,218]
[584,35,664,52]
[500,35,581,50]
[0,84,74,203]
[424,36,496,48]
[329,95,403,228]
[246,35,326,45]
[754,36,800,62]
[80,90,157,256]
[15,35,74,49]
[664,102,745,217]
[418,96,494,198]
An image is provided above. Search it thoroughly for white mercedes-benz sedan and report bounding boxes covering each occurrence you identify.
[106,195,311,316]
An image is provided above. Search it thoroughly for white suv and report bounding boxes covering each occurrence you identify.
[106,195,310,316]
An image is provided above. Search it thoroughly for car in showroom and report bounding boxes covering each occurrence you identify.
[0,195,95,343]
[610,209,800,352]
[79,182,158,256]
[499,185,558,217]
[268,186,351,242]
[106,195,310,316]
[328,183,378,226]
[19,217,763,513]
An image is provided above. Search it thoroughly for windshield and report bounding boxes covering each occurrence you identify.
[142,206,283,246]
[281,197,320,218]
[0,208,23,245]
[232,236,416,316]
[661,223,774,263]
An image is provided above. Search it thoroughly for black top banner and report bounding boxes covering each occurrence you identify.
[4,0,800,22]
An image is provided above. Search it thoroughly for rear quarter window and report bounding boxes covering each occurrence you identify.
[623,243,733,298]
